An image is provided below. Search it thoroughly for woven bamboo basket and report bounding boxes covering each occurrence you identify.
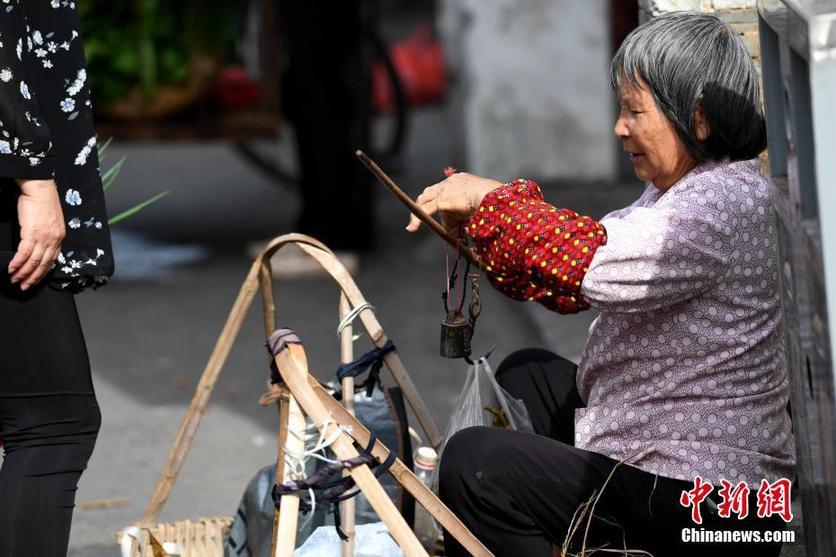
[119,517,233,557]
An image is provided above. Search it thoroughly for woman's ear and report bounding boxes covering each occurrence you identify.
[695,101,711,141]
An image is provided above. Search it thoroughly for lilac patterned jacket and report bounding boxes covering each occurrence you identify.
[577,158,796,488]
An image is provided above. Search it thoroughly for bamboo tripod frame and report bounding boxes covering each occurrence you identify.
[138,234,491,556]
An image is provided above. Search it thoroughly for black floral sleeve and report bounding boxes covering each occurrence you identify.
[0,0,115,291]
[0,1,54,179]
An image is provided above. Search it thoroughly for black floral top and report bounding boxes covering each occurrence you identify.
[0,0,113,292]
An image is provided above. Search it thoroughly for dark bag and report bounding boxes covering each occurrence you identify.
[224,385,412,557]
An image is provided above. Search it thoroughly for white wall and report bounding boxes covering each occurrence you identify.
[638,0,755,17]
[439,0,616,182]
[637,0,761,62]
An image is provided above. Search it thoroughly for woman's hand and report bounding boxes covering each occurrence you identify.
[9,179,65,290]
[406,172,503,235]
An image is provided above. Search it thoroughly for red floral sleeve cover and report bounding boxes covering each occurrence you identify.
[464,179,607,313]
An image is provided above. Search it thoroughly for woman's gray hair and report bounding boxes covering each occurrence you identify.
[611,11,766,161]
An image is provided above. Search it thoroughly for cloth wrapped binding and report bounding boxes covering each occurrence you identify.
[335,340,396,398]
[265,328,303,385]
[272,434,397,541]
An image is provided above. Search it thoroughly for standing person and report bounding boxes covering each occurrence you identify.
[0,1,114,555]
[278,0,375,253]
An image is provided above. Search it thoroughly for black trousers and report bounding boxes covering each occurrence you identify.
[0,250,100,556]
[439,349,787,556]
[279,0,375,251]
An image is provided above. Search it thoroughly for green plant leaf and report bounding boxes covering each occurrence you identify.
[98,136,114,161]
[82,0,241,105]
[102,155,126,191]
[108,190,170,226]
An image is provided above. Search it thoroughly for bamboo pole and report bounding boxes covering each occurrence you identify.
[306,374,492,556]
[140,260,263,526]
[258,261,295,557]
[355,149,483,270]
[259,259,311,556]
[295,241,443,449]
[272,340,429,557]
[339,294,356,557]
[259,261,276,336]
[271,387,291,554]
[274,395,306,557]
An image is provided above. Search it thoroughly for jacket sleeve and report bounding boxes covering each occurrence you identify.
[465,179,607,314]
[580,204,734,313]
[0,3,54,180]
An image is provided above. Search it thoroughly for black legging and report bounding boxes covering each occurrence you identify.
[439,348,786,557]
[0,250,100,556]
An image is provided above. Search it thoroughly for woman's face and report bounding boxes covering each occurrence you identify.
[614,78,697,191]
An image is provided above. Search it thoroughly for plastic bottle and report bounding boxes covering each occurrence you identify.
[413,446,442,552]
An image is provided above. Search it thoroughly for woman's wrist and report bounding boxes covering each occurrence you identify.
[15,178,57,196]
[473,180,503,211]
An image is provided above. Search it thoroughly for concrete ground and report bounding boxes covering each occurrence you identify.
[2,104,803,556]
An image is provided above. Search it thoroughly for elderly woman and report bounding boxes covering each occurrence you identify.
[407,12,796,556]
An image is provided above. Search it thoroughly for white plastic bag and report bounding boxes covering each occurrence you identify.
[294,522,404,557]
[431,357,533,490]
[443,356,533,436]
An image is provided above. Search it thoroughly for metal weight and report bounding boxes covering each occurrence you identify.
[440,310,473,359]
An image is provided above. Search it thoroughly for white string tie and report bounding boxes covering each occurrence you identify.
[337,301,375,341]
